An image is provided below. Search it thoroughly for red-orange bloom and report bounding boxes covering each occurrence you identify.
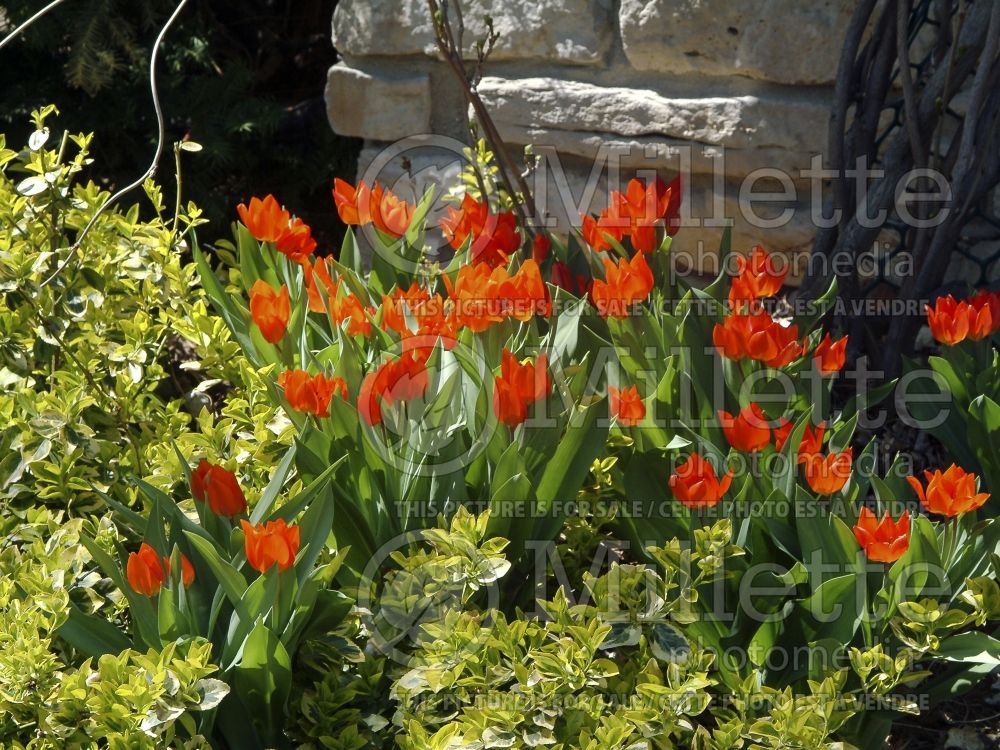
[359,351,430,426]
[493,349,550,427]
[728,246,787,307]
[803,449,852,495]
[773,419,826,462]
[127,543,167,596]
[249,279,290,344]
[712,311,802,368]
[551,260,590,297]
[907,464,991,517]
[853,507,910,563]
[278,369,347,418]
[191,460,247,517]
[926,295,970,345]
[591,253,654,319]
[813,333,848,375]
[165,552,196,587]
[241,519,300,574]
[718,403,771,452]
[609,385,645,426]
[668,452,733,508]
[967,290,1000,341]
[532,234,551,263]
[381,284,456,343]
[440,194,521,268]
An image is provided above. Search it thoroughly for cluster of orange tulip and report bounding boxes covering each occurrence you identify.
[440,194,521,268]
[332,178,414,238]
[240,186,557,431]
[712,246,849,372]
[926,290,1000,345]
[236,180,996,577]
[237,195,316,263]
[580,176,681,254]
[278,370,348,418]
[125,460,302,596]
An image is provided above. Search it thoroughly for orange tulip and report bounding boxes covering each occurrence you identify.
[304,256,339,314]
[440,194,521,268]
[609,385,645,426]
[237,195,290,243]
[446,262,508,333]
[580,212,625,253]
[906,464,990,517]
[718,403,771,452]
[497,260,551,321]
[275,216,317,263]
[127,543,167,596]
[241,519,300,574]
[803,449,852,495]
[359,350,430,426]
[727,246,787,307]
[332,178,372,226]
[249,279,290,344]
[926,295,970,345]
[669,452,733,508]
[191,460,247,517]
[712,311,802,368]
[332,293,375,337]
[370,183,414,238]
[813,333,848,375]
[165,552,196,588]
[853,507,910,563]
[382,286,456,345]
[278,369,347,418]
[591,253,654,319]
[493,349,550,427]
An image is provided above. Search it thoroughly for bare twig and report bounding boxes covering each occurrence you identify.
[425,0,537,232]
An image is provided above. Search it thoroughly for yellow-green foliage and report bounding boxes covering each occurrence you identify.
[0,507,226,747]
[0,107,291,514]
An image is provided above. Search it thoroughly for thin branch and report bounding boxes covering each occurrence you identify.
[425,0,537,232]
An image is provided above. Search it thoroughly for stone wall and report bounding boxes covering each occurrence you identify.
[325,0,861,273]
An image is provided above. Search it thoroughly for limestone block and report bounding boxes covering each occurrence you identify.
[333,0,612,64]
[478,76,830,174]
[325,63,432,141]
[619,0,857,85]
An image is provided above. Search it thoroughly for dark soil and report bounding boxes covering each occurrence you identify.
[890,672,1000,749]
